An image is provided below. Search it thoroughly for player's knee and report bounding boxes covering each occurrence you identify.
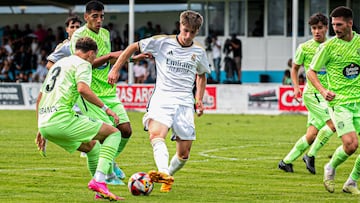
[117,123,132,138]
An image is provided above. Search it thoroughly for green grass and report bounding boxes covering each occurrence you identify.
[0,110,357,202]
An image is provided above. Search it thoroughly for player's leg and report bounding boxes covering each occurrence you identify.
[143,107,175,190]
[168,105,195,176]
[148,119,171,174]
[304,93,336,174]
[89,123,124,200]
[105,97,132,180]
[77,140,100,177]
[324,105,357,193]
[279,125,316,172]
[77,96,125,184]
[343,155,360,194]
[342,107,360,194]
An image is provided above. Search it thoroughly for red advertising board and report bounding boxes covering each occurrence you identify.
[116,85,217,110]
[279,86,307,112]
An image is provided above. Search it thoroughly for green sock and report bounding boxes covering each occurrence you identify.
[86,141,100,177]
[283,135,309,164]
[307,125,334,157]
[97,132,121,174]
[115,137,129,158]
[350,155,360,182]
[329,145,349,169]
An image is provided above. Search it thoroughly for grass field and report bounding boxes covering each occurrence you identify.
[0,110,358,202]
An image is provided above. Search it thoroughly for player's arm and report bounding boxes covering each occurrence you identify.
[108,42,140,85]
[306,69,335,101]
[195,73,207,117]
[291,63,302,102]
[92,51,123,68]
[77,82,119,124]
[46,61,54,70]
[35,92,46,156]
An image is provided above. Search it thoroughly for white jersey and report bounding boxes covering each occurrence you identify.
[139,35,210,107]
[47,39,71,63]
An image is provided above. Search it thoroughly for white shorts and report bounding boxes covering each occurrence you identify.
[143,104,196,141]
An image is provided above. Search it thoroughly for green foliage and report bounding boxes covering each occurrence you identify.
[0,110,356,202]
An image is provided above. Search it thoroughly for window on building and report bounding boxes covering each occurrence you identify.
[229,0,245,36]
[329,0,350,36]
[189,2,206,36]
[286,0,305,37]
[351,0,360,33]
[268,0,285,35]
[248,0,264,37]
[208,2,225,36]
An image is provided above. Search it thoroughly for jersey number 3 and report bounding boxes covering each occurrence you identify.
[46,66,61,92]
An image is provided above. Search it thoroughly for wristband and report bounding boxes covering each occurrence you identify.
[101,104,109,111]
[129,57,134,63]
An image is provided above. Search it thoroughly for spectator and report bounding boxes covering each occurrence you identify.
[34,24,47,44]
[32,57,48,83]
[282,69,292,85]
[211,34,222,82]
[229,33,242,83]
[172,21,180,35]
[144,21,156,37]
[0,59,13,81]
[144,58,156,83]
[133,60,146,83]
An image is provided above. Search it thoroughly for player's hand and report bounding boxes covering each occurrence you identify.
[293,87,302,103]
[132,53,153,62]
[105,108,119,125]
[196,99,204,117]
[320,89,336,101]
[107,69,120,86]
[35,131,47,157]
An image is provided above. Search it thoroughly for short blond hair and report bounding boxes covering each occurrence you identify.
[180,10,203,31]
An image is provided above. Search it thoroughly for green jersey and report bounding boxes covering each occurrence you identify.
[294,39,327,93]
[310,32,360,106]
[70,25,114,97]
[38,55,92,127]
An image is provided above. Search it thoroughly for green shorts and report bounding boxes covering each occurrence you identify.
[77,95,130,127]
[303,93,331,130]
[329,103,360,137]
[39,114,102,153]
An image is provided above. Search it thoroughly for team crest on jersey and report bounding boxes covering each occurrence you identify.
[342,63,359,79]
[191,54,196,61]
[167,50,173,56]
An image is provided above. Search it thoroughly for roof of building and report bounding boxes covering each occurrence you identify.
[0,1,187,9]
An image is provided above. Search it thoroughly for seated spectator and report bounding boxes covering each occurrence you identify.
[144,58,156,83]
[0,59,13,82]
[282,69,292,85]
[32,58,48,83]
[133,60,146,83]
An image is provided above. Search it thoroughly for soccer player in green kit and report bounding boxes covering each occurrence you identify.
[70,0,148,188]
[36,37,124,201]
[278,13,336,174]
[307,6,360,194]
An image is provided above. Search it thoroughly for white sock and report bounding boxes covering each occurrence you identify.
[94,171,106,182]
[151,138,169,174]
[169,154,187,176]
[345,177,357,186]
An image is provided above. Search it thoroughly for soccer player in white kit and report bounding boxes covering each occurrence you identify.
[108,10,210,192]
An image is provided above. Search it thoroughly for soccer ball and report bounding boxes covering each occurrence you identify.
[128,172,154,196]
